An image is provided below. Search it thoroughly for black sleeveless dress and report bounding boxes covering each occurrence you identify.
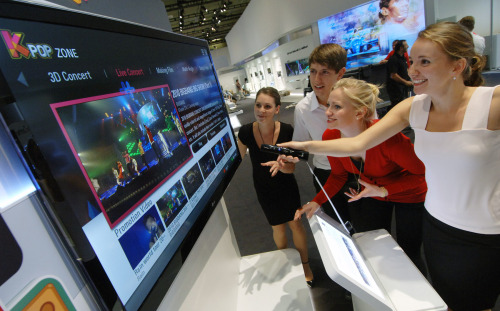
[238,122,301,225]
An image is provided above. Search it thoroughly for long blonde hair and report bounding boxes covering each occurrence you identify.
[332,78,381,124]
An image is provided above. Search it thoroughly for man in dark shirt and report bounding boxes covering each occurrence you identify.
[386,40,413,111]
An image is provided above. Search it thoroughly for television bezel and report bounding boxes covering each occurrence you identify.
[0,2,242,310]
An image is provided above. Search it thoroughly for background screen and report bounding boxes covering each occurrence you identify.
[318,0,425,70]
[0,4,240,310]
[285,58,310,77]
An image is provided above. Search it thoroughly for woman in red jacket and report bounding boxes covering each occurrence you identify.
[295,77,427,271]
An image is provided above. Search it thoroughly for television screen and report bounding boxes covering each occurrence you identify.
[285,58,310,77]
[318,0,425,70]
[0,2,240,310]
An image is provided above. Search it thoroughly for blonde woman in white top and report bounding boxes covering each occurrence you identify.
[280,22,500,311]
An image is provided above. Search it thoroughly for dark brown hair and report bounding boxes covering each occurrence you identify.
[309,43,347,73]
[256,87,281,106]
[378,0,391,22]
[458,16,475,31]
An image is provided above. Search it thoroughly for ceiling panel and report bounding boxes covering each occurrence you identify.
[162,0,250,49]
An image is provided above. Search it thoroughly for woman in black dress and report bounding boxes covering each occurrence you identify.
[237,87,313,285]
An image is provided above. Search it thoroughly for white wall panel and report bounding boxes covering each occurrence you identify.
[434,0,499,36]
[226,0,368,64]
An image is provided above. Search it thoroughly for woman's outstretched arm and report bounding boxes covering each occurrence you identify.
[279,98,413,157]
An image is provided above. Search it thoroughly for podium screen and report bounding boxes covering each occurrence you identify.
[317,217,385,300]
[311,211,392,310]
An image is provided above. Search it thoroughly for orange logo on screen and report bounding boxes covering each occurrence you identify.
[71,0,88,3]
[22,283,68,311]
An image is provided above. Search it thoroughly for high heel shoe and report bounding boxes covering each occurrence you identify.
[302,261,315,288]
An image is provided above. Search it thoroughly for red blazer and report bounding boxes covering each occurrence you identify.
[313,120,427,204]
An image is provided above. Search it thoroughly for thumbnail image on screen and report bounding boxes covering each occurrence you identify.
[118,205,166,269]
[211,140,225,164]
[318,0,425,69]
[156,181,188,228]
[221,132,233,153]
[199,150,216,179]
[181,163,204,199]
[51,85,192,227]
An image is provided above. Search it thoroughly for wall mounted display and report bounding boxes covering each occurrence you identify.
[318,0,425,70]
[285,58,310,77]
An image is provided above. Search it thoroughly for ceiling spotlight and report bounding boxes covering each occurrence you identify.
[201,5,207,12]
[218,20,221,24]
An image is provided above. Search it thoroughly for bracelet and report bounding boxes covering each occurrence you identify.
[380,187,388,198]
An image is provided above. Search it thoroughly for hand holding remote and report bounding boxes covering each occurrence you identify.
[261,144,309,161]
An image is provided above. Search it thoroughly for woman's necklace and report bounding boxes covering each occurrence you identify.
[257,121,276,145]
[349,157,364,192]
[342,127,366,192]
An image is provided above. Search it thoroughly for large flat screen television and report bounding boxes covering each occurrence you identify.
[0,2,241,310]
[285,58,310,77]
[318,0,425,70]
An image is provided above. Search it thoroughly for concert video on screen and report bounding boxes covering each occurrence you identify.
[52,85,192,227]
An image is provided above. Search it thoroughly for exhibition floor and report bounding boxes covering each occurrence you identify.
[223,77,500,310]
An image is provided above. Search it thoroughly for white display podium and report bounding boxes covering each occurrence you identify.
[158,199,313,311]
[310,210,447,311]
